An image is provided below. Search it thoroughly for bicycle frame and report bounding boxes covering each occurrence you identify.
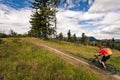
[92,55,104,68]
[89,55,117,74]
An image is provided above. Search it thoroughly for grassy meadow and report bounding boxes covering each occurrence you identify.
[0,38,104,80]
[29,38,120,74]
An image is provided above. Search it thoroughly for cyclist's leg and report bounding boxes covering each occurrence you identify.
[101,56,108,69]
[101,55,110,69]
[105,55,110,62]
[101,62,106,69]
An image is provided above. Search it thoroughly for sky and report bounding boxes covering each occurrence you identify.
[0,0,120,39]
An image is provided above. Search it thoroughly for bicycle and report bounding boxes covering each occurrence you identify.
[88,55,117,74]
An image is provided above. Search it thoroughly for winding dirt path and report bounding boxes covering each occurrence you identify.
[23,38,120,80]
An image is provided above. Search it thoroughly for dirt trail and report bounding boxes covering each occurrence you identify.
[23,38,120,80]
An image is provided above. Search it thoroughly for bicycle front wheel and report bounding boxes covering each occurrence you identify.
[106,64,117,74]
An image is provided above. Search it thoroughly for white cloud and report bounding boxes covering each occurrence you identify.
[56,0,120,39]
[88,0,94,5]
[79,12,105,20]
[56,9,105,38]
[66,0,75,8]
[0,4,32,34]
[56,9,86,36]
[86,0,120,39]
[89,0,120,13]
[99,12,120,25]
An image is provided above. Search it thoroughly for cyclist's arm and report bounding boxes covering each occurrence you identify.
[94,53,101,60]
[95,53,101,56]
[95,49,102,56]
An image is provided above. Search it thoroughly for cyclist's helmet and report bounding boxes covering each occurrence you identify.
[98,46,104,49]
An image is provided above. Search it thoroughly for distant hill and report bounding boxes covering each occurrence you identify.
[88,37,120,43]
[115,39,120,43]
[88,36,98,41]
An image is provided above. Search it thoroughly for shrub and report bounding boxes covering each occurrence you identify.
[0,39,3,44]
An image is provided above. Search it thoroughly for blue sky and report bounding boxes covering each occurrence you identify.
[0,0,120,39]
[0,0,31,9]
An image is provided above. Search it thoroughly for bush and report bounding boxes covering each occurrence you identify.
[0,39,3,44]
[0,33,8,38]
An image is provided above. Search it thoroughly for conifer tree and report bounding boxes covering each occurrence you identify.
[58,32,64,41]
[80,33,89,45]
[71,33,77,42]
[29,0,61,39]
[67,29,71,42]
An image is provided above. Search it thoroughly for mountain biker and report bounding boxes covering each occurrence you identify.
[95,46,112,69]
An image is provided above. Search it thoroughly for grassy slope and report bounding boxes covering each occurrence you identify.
[0,38,102,80]
[30,38,120,74]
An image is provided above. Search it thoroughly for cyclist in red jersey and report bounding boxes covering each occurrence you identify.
[95,46,111,69]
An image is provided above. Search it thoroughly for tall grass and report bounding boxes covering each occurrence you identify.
[32,38,120,74]
[32,38,98,59]
[0,38,101,80]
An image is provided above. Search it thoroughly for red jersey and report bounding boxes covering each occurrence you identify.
[98,49,108,56]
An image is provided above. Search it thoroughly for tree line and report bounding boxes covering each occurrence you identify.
[56,30,120,51]
[0,30,28,38]
[0,28,120,51]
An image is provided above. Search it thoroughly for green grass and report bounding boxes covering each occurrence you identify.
[0,38,102,80]
[32,38,120,74]
[32,38,99,59]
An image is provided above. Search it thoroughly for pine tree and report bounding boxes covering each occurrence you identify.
[80,33,89,45]
[71,33,77,42]
[67,29,71,42]
[29,0,60,39]
[58,32,64,41]
[80,33,85,43]
[9,29,17,37]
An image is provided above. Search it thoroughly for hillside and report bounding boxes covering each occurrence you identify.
[26,38,120,76]
[0,38,120,80]
[0,38,102,80]
[24,38,120,79]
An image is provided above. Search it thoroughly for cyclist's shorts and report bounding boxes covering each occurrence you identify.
[101,55,110,62]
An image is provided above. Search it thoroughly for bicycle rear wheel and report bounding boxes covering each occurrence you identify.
[106,64,117,74]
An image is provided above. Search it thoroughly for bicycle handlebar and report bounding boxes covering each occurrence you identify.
[94,54,101,60]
